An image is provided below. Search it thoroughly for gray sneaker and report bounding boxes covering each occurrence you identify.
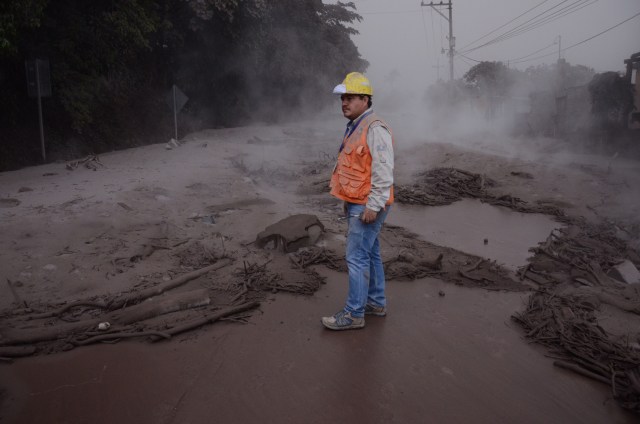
[321,310,365,330]
[364,303,387,316]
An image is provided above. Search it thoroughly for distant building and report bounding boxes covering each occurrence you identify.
[624,52,640,130]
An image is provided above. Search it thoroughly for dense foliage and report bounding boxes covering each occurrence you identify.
[588,71,634,133]
[461,59,596,98]
[463,61,517,98]
[0,0,367,170]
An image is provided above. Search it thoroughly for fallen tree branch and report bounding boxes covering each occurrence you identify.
[111,258,232,308]
[554,360,611,385]
[0,346,36,357]
[152,301,260,341]
[567,286,640,315]
[29,301,108,320]
[74,330,172,346]
[1,289,212,346]
[109,289,210,325]
[0,319,102,346]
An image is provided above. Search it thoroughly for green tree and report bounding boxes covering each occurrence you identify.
[45,0,161,132]
[0,0,47,56]
[174,0,367,124]
[525,60,595,92]
[0,0,367,169]
[463,61,517,97]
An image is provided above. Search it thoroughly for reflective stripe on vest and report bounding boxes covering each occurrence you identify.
[330,113,394,205]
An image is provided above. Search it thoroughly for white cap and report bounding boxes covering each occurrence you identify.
[332,84,347,94]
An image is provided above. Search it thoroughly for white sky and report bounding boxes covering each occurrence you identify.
[325,0,640,93]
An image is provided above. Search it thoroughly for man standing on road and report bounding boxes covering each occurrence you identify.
[322,72,395,331]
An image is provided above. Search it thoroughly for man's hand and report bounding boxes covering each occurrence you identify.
[361,207,378,223]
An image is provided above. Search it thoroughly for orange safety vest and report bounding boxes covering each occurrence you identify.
[330,112,394,205]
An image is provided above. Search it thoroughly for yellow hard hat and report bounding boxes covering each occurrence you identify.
[332,72,373,96]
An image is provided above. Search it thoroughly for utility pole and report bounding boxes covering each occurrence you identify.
[555,35,565,136]
[433,64,444,81]
[557,35,562,62]
[421,1,454,82]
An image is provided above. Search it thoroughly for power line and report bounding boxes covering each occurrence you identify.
[566,11,639,49]
[511,11,640,64]
[461,0,599,54]
[459,0,552,51]
[420,7,432,79]
[456,10,638,67]
[456,39,558,65]
[456,52,483,63]
[510,40,558,62]
[430,7,442,80]
[420,8,430,52]
[457,56,472,66]
[462,0,578,53]
[429,7,438,54]
[462,0,575,52]
[439,8,444,51]
[455,55,475,69]
[464,0,598,53]
[466,1,585,50]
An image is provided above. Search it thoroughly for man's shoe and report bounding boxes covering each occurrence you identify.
[321,310,365,330]
[364,303,387,316]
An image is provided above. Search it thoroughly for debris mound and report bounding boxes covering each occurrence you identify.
[396,167,492,206]
[513,217,640,413]
[521,218,637,292]
[232,259,324,298]
[65,154,103,171]
[289,246,345,271]
[512,290,640,413]
[396,167,564,216]
[256,214,324,253]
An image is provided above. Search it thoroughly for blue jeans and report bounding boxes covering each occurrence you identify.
[344,203,390,317]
